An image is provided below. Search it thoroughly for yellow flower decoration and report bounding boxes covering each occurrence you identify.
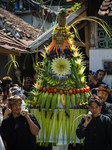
[51,56,71,76]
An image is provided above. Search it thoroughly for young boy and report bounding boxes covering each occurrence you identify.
[76,95,112,150]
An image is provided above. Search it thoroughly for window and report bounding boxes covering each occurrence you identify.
[97,17,112,49]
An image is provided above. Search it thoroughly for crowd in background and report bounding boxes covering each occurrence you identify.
[87,69,112,103]
[0,68,112,150]
[69,69,112,150]
[0,76,40,150]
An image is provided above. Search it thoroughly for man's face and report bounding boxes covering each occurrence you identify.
[97,71,105,82]
[97,90,108,103]
[24,81,32,90]
[9,101,22,116]
[89,102,102,117]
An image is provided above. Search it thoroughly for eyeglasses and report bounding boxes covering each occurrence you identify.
[9,100,22,105]
[12,103,22,107]
[89,95,101,102]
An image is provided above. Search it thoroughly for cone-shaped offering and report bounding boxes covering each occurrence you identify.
[26,8,91,146]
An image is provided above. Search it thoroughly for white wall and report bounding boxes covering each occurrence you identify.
[89,49,112,88]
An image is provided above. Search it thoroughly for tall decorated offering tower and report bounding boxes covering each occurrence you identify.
[26,8,91,146]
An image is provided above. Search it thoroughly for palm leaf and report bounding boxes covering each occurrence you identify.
[10,54,14,62]
[7,63,13,75]
[71,25,84,45]
[4,60,12,68]
[15,61,19,67]
[70,16,111,40]
[40,52,46,58]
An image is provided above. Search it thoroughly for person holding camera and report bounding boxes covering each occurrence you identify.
[87,70,97,90]
[76,95,112,150]
[0,95,40,150]
[88,70,106,90]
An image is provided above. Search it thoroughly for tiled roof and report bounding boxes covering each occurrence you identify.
[98,0,112,16]
[0,7,43,55]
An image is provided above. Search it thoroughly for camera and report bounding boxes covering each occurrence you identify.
[21,111,26,116]
[88,111,92,119]
[21,109,28,116]
[89,71,97,77]
[88,116,91,119]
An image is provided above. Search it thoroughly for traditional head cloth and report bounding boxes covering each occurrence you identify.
[98,84,110,93]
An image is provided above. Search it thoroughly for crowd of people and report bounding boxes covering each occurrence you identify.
[75,69,112,150]
[0,76,40,150]
[69,69,112,150]
[0,68,112,150]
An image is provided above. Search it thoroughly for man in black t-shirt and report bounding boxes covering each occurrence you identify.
[1,95,40,150]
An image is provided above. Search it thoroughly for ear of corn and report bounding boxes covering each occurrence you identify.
[66,91,70,117]
[37,91,42,102]
[70,94,75,108]
[41,91,49,109]
[75,93,81,108]
[57,93,61,110]
[38,92,45,107]
[51,93,58,112]
[45,93,53,111]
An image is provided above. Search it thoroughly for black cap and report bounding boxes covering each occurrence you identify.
[8,95,22,104]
